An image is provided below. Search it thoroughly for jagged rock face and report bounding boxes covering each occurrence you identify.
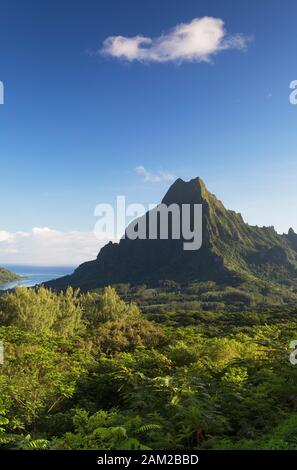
[45,177,297,291]
[287,228,297,251]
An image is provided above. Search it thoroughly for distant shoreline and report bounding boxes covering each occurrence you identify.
[0,265,76,291]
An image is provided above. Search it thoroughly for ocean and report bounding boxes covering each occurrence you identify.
[0,265,75,290]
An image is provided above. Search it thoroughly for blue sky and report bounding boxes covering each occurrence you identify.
[0,0,297,264]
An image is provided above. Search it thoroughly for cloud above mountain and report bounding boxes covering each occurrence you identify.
[135,166,175,183]
[0,227,105,266]
[101,17,248,64]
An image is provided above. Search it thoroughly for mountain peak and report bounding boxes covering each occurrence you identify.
[161,176,209,205]
[45,177,297,291]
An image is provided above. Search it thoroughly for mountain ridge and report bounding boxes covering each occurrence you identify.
[45,177,297,292]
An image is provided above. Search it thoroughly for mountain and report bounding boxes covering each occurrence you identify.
[45,177,297,292]
[0,267,21,285]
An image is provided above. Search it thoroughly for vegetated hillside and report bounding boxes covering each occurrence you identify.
[0,267,21,284]
[46,177,297,298]
[1,285,297,450]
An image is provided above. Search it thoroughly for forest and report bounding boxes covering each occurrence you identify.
[0,283,297,450]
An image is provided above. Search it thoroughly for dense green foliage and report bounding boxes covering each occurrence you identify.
[0,284,297,450]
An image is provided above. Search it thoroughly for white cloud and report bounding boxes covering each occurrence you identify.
[135,166,176,183]
[0,227,107,266]
[101,17,248,64]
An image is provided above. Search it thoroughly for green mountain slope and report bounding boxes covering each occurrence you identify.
[45,177,297,292]
[0,267,21,284]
